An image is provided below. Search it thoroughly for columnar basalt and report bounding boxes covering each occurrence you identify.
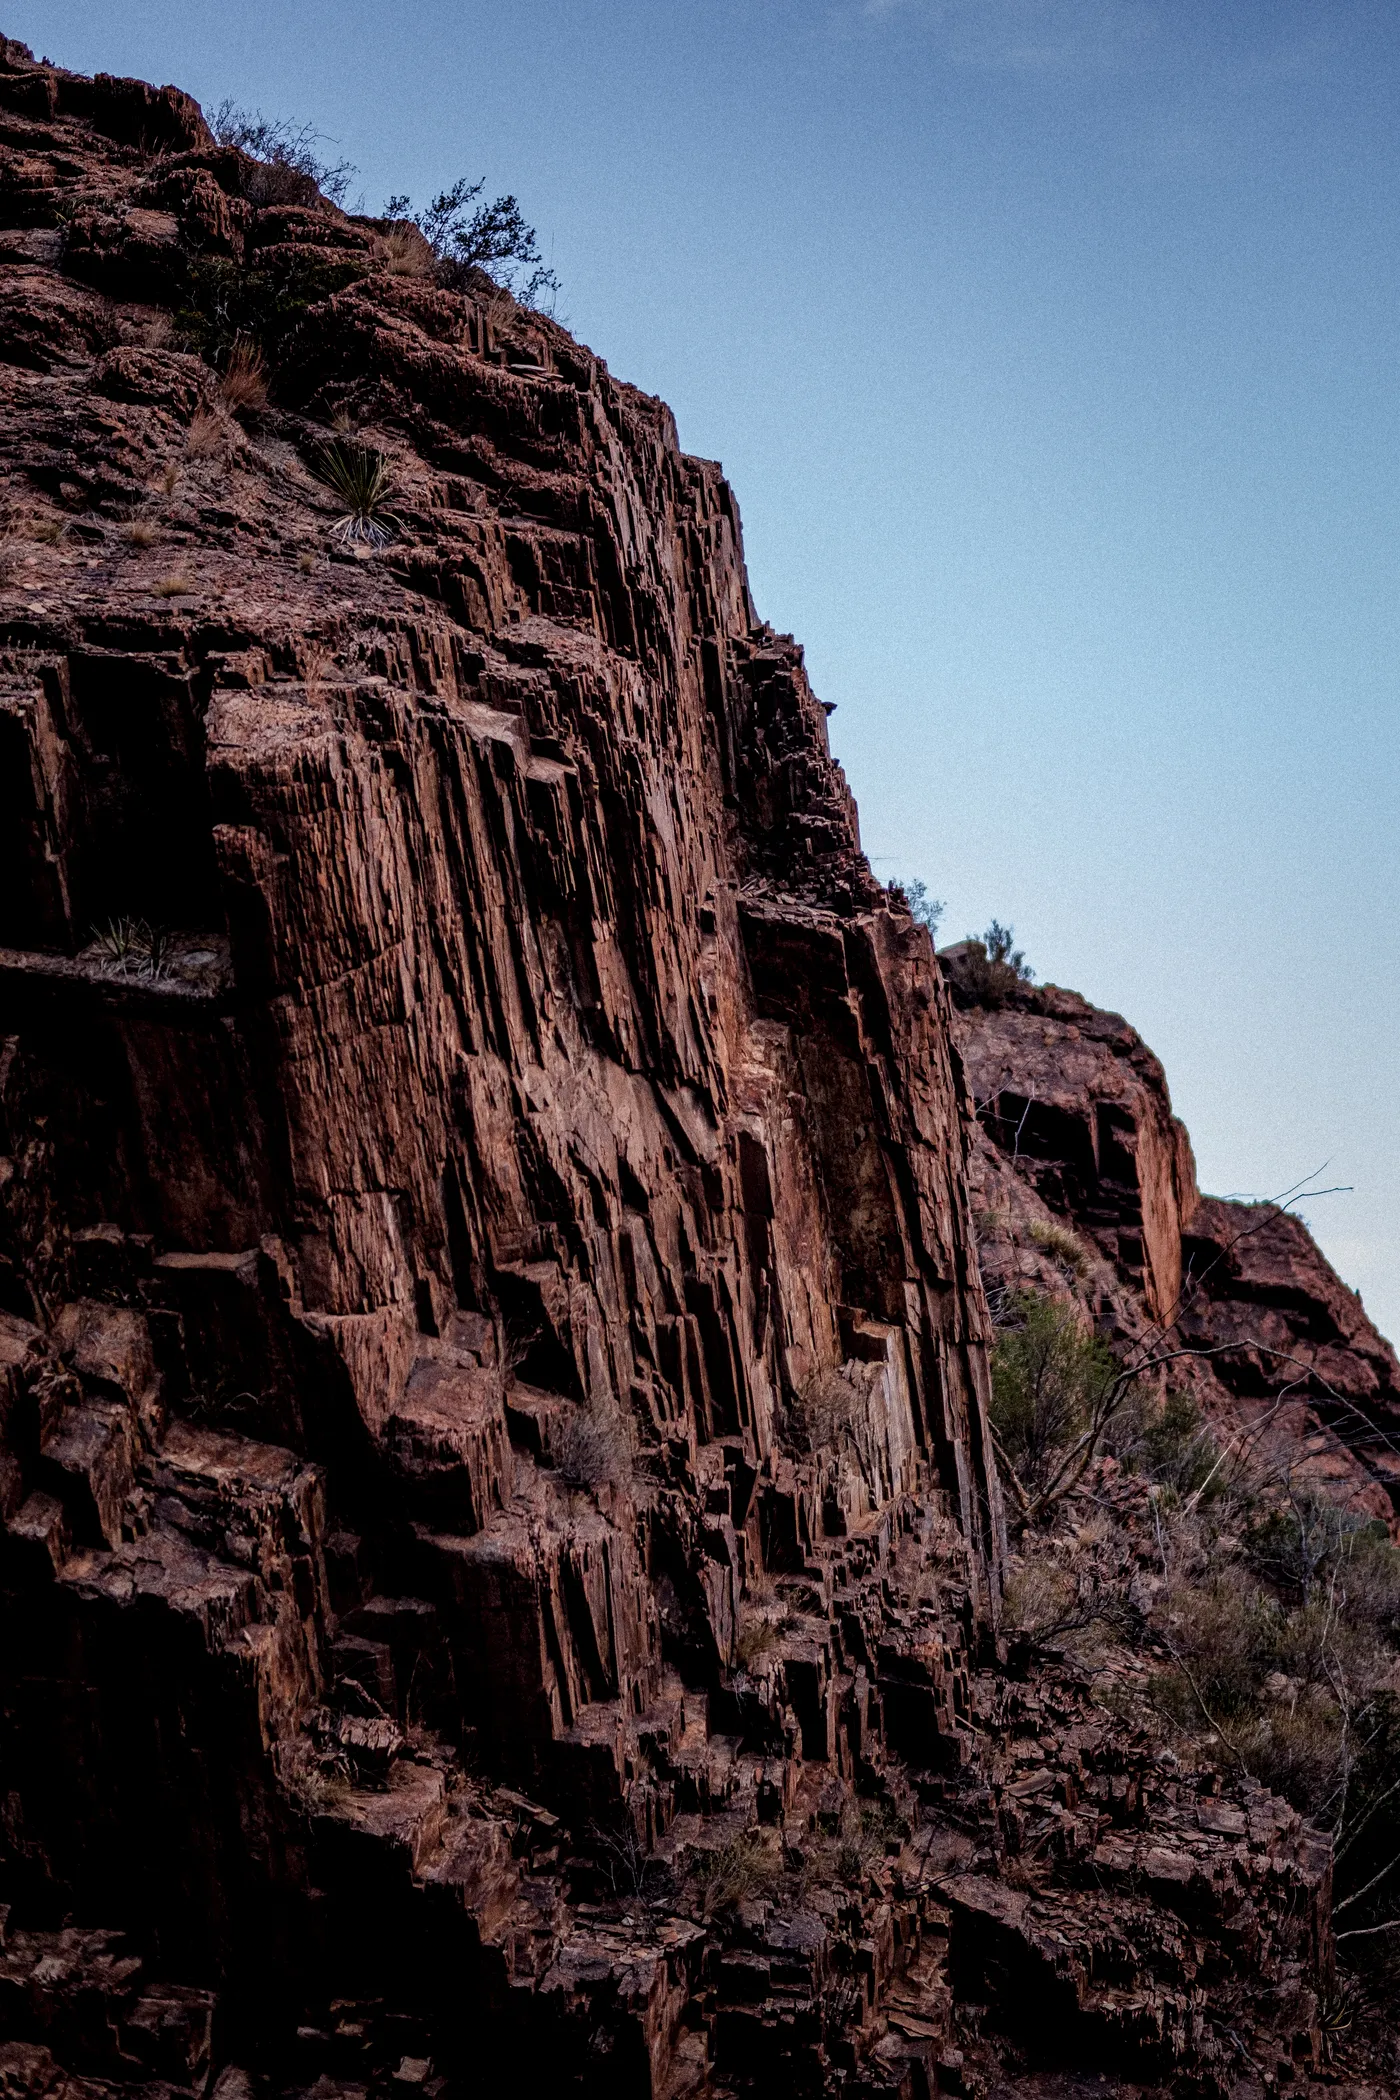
[0,37,1363,2100]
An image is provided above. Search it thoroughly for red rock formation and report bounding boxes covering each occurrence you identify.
[948,959,1400,1526]
[0,38,1360,2099]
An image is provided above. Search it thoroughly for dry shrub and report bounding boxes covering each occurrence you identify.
[185,406,227,458]
[153,572,195,598]
[1029,1216,1092,1279]
[553,1406,631,1492]
[219,338,268,413]
[789,1363,874,1455]
[373,223,436,278]
[297,550,315,574]
[159,461,182,497]
[125,519,159,548]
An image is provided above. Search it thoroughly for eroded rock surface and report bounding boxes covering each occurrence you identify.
[0,36,1375,2100]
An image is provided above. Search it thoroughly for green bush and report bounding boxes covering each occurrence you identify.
[991,1291,1117,1495]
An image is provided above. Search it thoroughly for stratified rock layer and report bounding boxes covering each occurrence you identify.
[0,37,1357,2100]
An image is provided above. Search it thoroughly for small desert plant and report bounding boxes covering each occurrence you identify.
[553,1406,631,1492]
[25,514,65,545]
[94,917,175,979]
[153,572,194,598]
[297,550,315,574]
[208,101,355,207]
[218,337,268,413]
[1028,1215,1092,1279]
[125,519,160,547]
[309,441,398,547]
[888,877,944,942]
[943,920,1035,1009]
[159,461,182,496]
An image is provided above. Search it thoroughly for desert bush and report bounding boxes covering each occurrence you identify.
[152,572,195,598]
[125,519,159,548]
[382,177,560,310]
[208,101,355,207]
[94,918,176,980]
[888,877,944,941]
[553,1406,631,1492]
[1110,1389,1224,1502]
[734,1616,783,1669]
[944,920,1035,1009]
[991,1291,1118,1502]
[179,249,360,368]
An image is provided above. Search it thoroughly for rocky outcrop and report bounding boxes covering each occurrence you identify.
[948,960,1400,1526]
[0,35,1369,2100]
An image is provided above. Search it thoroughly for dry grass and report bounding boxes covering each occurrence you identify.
[159,461,182,497]
[125,519,160,548]
[219,338,268,413]
[152,572,194,598]
[688,1831,782,1919]
[1029,1216,1093,1278]
[185,406,227,459]
[298,549,315,574]
[373,223,436,278]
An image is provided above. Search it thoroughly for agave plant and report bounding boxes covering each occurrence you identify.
[309,441,397,547]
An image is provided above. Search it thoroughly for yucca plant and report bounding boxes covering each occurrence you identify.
[310,441,397,547]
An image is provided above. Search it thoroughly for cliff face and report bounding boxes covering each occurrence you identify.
[0,37,1012,2095]
[949,964,1400,1525]
[0,39,1369,2100]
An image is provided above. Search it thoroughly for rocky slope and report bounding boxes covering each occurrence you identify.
[0,37,1381,2100]
[944,951,1400,1528]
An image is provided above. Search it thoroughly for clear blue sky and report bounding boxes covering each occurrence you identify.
[16,0,1400,1341]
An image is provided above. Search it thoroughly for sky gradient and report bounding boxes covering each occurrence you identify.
[13,0,1399,1339]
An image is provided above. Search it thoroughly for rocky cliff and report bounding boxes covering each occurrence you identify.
[0,37,1379,2100]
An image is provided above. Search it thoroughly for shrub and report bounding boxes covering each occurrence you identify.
[990,1291,1117,1498]
[152,572,195,598]
[125,519,159,548]
[383,177,560,310]
[208,101,355,207]
[943,920,1035,1009]
[888,877,944,942]
[308,441,397,547]
[553,1406,631,1491]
